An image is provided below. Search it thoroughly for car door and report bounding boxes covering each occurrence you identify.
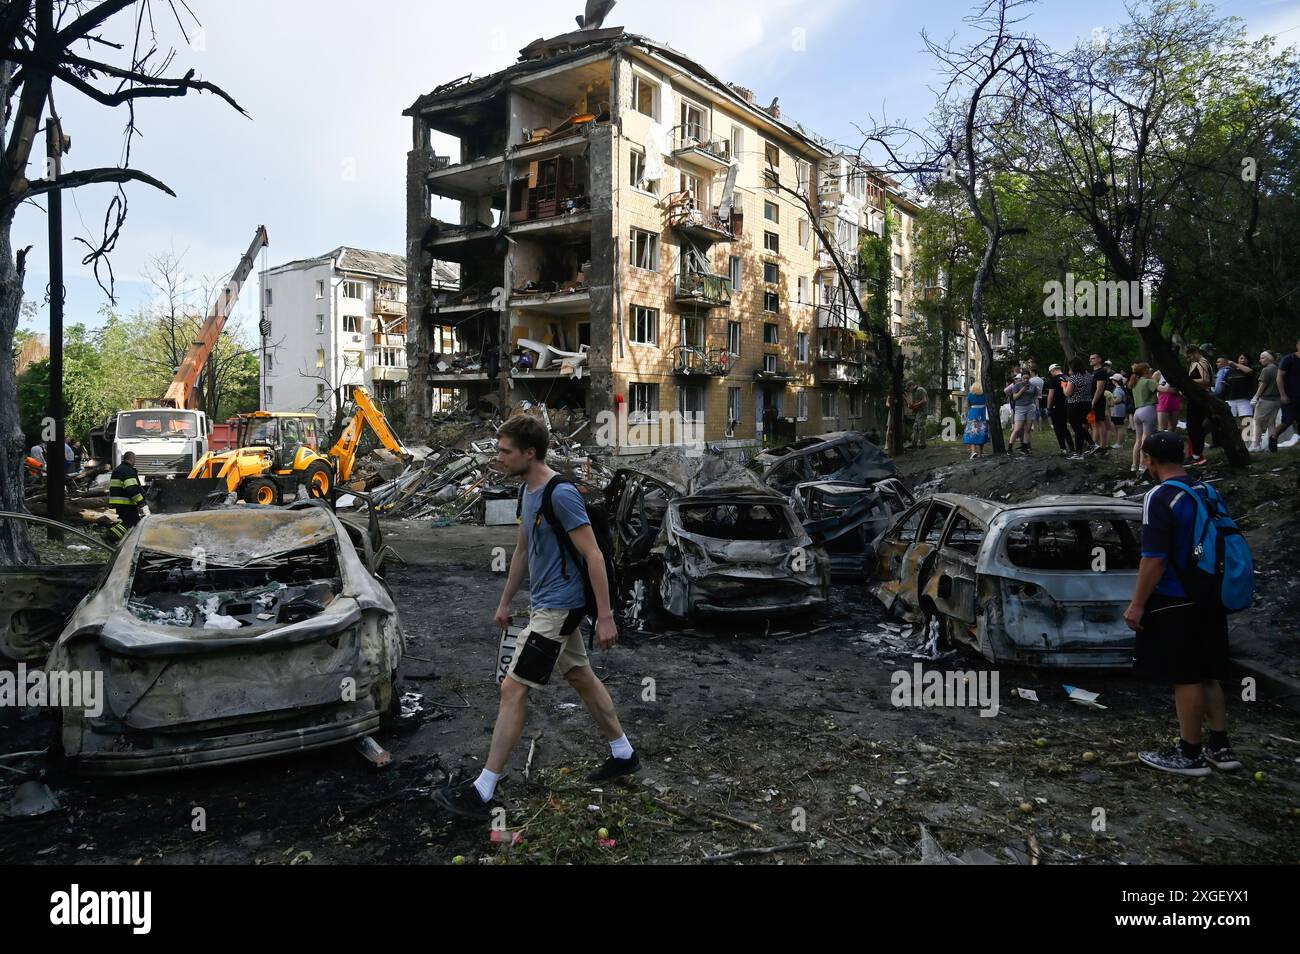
[0,513,115,664]
[928,508,984,627]
[871,500,929,602]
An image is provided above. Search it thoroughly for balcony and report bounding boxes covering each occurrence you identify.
[427,152,507,200]
[370,366,410,383]
[673,272,732,308]
[753,364,794,384]
[374,296,407,317]
[670,125,731,171]
[664,190,733,244]
[672,346,732,378]
[816,304,861,330]
[510,279,591,314]
[815,357,864,384]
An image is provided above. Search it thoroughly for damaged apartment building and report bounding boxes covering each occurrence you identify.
[404,27,927,449]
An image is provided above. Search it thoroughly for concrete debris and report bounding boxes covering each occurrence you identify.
[1,780,60,818]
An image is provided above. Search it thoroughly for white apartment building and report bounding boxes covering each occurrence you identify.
[257,247,456,423]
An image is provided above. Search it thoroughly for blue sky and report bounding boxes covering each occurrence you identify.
[14,0,1299,342]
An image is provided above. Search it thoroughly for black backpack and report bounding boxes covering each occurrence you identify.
[516,475,619,620]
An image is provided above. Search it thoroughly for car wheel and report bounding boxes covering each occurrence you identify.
[303,461,333,499]
[242,477,281,506]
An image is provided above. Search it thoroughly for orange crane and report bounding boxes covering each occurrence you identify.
[161,225,269,409]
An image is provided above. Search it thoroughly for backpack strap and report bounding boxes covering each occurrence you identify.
[540,475,586,581]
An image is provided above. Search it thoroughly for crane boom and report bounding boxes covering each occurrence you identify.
[162,225,270,409]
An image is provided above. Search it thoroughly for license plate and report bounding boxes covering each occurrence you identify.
[496,625,526,684]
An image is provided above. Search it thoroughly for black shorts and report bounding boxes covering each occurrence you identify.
[1135,594,1229,685]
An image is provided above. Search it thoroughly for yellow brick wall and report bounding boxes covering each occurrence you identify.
[610,52,830,445]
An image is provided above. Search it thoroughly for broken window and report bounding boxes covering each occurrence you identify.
[343,281,364,300]
[943,513,986,556]
[764,200,779,223]
[677,502,797,541]
[920,503,952,544]
[796,390,809,421]
[764,291,779,313]
[343,315,361,333]
[727,387,742,436]
[727,321,741,355]
[797,332,809,363]
[1003,518,1143,571]
[633,73,658,119]
[763,322,779,344]
[127,542,341,630]
[630,382,660,422]
[630,305,658,345]
[764,231,780,253]
[630,229,659,271]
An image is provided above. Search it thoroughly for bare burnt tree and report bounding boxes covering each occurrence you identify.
[0,0,244,561]
[854,0,1040,455]
[1020,1,1300,466]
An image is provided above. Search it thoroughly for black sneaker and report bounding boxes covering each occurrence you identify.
[1204,745,1242,771]
[432,779,500,822]
[1138,746,1211,777]
[1019,443,1031,455]
[1268,436,1278,452]
[587,751,641,782]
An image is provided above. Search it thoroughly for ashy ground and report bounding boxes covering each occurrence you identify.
[1,429,1297,865]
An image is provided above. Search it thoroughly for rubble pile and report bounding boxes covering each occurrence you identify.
[339,403,609,524]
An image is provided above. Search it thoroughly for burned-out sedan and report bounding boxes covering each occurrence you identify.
[871,494,1144,667]
[607,448,829,622]
[747,431,897,496]
[794,477,915,576]
[44,502,404,774]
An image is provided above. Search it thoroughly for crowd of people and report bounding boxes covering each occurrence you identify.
[959,337,1300,470]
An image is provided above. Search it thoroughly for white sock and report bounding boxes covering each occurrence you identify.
[473,768,500,802]
[610,734,634,759]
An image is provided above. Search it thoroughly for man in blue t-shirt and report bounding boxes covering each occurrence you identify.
[1124,431,1241,778]
[433,415,638,821]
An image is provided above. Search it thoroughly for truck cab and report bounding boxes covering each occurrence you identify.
[112,408,211,476]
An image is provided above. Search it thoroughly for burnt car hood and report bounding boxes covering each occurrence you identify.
[663,493,809,572]
[749,431,897,487]
[47,507,396,659]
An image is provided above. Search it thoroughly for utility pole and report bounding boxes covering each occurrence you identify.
[45,117,71,532]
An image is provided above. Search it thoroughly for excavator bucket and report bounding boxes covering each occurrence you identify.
[145,478,229,514]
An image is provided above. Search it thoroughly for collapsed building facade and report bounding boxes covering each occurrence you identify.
[403,28,930,451]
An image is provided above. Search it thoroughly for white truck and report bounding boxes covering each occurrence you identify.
[108,407,212,477]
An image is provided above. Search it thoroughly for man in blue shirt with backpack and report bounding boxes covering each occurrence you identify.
[433,415,638,821]
[1125,431,1246,776]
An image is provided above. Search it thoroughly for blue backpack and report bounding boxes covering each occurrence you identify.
[1163,480,1254,613]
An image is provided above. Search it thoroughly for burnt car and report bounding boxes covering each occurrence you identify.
[793,477,915,576]
[0,513,117,665]
[747,431,896,496]
[871,494,1144,667]
[44,502,404,774]
[606,447,829,622]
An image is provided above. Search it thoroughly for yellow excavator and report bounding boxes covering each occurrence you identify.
[158,386,410,509]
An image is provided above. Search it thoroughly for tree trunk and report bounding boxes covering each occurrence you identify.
[971,237,1005,454]
[0,205,37,563]
[1053,256,1075,363]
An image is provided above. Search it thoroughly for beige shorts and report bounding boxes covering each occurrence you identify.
[505,607,589,688]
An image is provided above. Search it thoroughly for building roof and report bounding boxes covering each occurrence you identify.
[262,247,458,285]
[406,28,831,159]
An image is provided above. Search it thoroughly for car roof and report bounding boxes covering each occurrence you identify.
[922,492,1144,524]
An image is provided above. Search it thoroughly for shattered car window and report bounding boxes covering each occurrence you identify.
[1003,518,1143,571]
[127,540,341,629]
[677,502,797,540]
[943,513,985,555]
[920,504,951,544]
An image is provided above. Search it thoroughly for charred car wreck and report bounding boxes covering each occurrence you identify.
[794,478,914,577]
[45,503,404,775]
[872,494,1143,668]
[747,431,897,496]
[607,448,829,623]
